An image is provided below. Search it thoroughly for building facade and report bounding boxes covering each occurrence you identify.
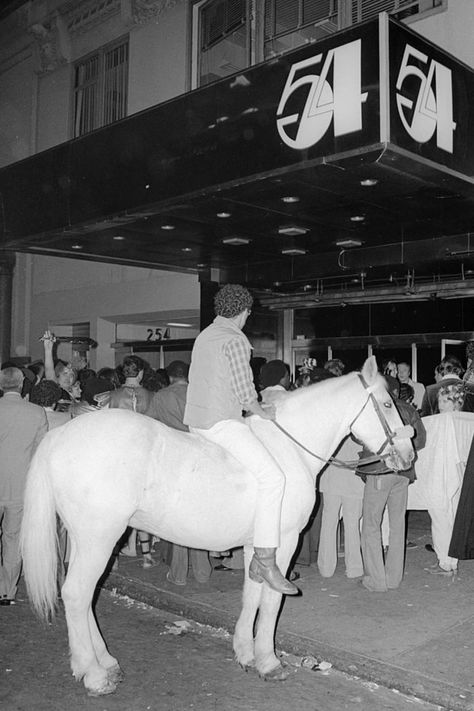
[0,0,472,373]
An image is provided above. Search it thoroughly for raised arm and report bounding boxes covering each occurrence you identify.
[40,330,57,382]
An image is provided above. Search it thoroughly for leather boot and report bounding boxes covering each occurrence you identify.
[249,548,298,595]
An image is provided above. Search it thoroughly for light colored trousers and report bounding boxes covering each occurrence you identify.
[428,508,458,571]
[190,419,285,548]
[361,475,409,592]
[0,503,23,600]
[317,494,363,578]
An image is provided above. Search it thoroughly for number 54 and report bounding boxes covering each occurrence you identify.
[395,44,456,153]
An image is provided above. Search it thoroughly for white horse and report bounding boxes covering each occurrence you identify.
[20,357,413,696]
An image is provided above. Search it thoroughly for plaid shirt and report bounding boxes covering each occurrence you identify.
[223,336,258,410]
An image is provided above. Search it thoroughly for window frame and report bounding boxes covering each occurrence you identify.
[190,0,252,89]
[262,0,340,60]
[72,35,129,138]
[350,0,445,25]
[189,0,446,90]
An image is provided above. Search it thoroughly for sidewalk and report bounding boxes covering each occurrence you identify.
[103,512,474,711]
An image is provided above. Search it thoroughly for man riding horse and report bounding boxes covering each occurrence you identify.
[184,284,298,596]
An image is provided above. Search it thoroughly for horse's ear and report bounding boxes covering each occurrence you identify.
[361,356,378,384]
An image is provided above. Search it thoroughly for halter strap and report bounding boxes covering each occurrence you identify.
[271,374,397,471]
[356,373,398,456]
[271,420,384,469]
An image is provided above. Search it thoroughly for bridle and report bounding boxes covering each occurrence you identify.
[272,373,410,471]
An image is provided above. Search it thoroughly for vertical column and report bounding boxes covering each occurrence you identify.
[199,270,220,330]
[0,250,15,364]
[281,309,294,375]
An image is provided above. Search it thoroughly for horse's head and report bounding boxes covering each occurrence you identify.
[349,357,414,471]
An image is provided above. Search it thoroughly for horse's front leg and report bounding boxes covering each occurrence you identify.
[233,544,262,669]
[254,532,299,680]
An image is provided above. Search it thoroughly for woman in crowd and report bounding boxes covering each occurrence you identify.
[40,330,81,408]
[109,354,156,568]
[29,379,72,430]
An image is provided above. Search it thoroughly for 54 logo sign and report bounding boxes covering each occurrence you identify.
[276,39,368,150]
[396,44,456,153]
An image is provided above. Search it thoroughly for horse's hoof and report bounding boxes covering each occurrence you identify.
[259,663,289,682]
[107,664,124,684]
[239,661,256,673]
[235,654,256,672]
[86,679,117,696]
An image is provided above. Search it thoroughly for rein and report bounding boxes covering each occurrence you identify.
[272,373,400,472]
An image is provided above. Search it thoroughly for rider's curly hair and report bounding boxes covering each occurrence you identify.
[214,284,253,318]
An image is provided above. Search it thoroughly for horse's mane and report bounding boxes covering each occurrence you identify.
[279,369,359,408]
[280,368,388,409]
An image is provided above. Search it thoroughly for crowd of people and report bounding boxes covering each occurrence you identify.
[1,288,474,604]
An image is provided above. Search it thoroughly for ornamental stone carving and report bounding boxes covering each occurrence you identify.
[28,12,71,74]
[130,0,180,24]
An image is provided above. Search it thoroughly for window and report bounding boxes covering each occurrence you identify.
[351,0,443,24]
[74,38,129,137]
[264,0,339,59]
[194,0,249,87]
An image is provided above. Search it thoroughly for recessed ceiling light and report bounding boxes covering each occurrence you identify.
[145,184,151,189]
[161,224,175,230]
[113,235,125,241]
[71,244,83,250]
[281,247,307,255]
[166,322,193,328]
[360,178,378,187]
[336,239,364,248]
[216,212,231,218]
[278,225,309,236]
[281,196,300,203]
[181,247,192,252]
[222,236,250,245]
[350,215,365,222]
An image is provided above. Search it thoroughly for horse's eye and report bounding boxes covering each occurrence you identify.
[383,401,392,408]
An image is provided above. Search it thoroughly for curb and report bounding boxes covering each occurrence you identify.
[103,572,474,711]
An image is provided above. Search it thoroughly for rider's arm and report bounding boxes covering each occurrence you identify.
[224,338,274,420]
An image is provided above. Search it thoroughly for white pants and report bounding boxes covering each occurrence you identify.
[317,494,363,578]
[428,507,458,571]
[190,419,285,548]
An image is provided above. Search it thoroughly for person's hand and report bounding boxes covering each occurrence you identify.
[259,403,276,421]
[40,330,56,348]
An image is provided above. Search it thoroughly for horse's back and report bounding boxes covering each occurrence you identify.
[37,409,258,548]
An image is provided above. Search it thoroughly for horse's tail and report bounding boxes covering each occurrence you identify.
[20,444,58,621]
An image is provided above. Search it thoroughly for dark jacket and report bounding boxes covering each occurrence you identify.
[356,399,426,483]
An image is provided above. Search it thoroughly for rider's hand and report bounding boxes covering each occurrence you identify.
[258,403,276,421]
[245,401,276,421]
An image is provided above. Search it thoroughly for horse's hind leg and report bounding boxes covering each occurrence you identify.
[62,524,125,695]
[233,546,263,670]
[88,607,124,684]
